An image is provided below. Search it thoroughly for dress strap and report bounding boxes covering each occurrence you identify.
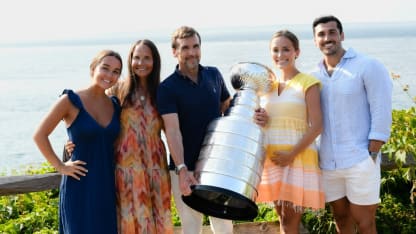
[61,89,83,109]
[110,96,121,114]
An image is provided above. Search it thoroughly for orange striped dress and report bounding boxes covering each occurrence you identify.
[256,73,325,212]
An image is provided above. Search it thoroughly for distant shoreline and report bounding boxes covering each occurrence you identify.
[1,21,416,48]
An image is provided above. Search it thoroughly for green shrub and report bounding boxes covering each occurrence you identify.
[377,193,416,234]
[0,189,59,233]
[383,108,416,180]
[253,203,278,222]
[302,205,336,234]
[0,164,59,234]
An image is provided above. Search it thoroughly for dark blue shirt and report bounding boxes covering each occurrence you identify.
[157,65,230,170]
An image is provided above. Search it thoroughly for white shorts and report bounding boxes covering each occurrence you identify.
[322,156,381,205]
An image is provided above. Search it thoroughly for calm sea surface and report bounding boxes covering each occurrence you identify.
[1,23,415,174]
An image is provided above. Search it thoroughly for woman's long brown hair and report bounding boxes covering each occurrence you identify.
[118,39,161,108]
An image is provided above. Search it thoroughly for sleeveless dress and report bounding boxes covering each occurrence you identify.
[59,89,120,234]
[256,73,325,212]
[114,92,172,234]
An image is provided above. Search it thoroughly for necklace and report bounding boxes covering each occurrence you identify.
[139,94,146,107]
[139,95,145,104]
[136,86,147,107]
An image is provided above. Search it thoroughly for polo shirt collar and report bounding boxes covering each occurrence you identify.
[174,64,205,84]
[174,64,205,78]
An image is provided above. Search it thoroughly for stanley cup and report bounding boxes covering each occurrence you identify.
[182,62,275,220]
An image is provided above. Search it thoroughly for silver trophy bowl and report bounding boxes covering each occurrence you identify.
[182,62,275,220]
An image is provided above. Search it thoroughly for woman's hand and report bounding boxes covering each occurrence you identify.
[270,150,295,167]
[58,160,88,180]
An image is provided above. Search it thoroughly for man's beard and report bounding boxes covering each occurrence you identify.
[185,58,199,70]
[321,42,339,56]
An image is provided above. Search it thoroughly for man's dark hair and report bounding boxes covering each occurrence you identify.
[312,15,343,34]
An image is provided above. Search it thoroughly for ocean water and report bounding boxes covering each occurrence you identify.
[1,23,415,174]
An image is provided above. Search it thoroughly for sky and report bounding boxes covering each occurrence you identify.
[1,0,415,44]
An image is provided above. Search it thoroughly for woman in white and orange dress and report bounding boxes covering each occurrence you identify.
[257,30,325,234]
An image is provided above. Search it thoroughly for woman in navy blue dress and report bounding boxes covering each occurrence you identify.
[33,50,123,234]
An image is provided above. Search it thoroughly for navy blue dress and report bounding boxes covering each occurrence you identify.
[59,89,120,234]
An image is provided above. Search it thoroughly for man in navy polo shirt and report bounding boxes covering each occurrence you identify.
[157,26,267,234]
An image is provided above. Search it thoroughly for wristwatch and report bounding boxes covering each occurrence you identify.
[369,151,379,162]
[175,163,187,175]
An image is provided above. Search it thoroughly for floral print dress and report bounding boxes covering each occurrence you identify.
[114,92,172,234]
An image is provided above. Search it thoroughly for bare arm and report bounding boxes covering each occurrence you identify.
[295,84,323,154]
[161,113,197,195]
[162,113,185,168]
[33,95,87,180]
[272,84,322,166]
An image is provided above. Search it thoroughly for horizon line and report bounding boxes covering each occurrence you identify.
[2,21,416,48]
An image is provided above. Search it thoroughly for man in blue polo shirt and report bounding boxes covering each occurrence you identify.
[157,26,267,234]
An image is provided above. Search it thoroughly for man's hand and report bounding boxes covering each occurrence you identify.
[65,140,76,156]
[179,170,198,196]
[368,139,384,153]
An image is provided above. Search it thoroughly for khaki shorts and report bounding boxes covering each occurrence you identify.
[322,155,381,205]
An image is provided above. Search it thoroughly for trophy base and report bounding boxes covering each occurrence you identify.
[182,185,258,220]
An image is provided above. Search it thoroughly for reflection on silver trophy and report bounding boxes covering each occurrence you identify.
[182,62,275,220]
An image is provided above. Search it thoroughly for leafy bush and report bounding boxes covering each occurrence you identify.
[383,107,416,175]
[377,193,416,234]
[382,107,416,204]
[253,203,278,222]
[302,205,336,234]
[0,164,59,234]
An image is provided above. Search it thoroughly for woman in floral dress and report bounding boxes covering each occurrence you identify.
[110,39,172,233]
